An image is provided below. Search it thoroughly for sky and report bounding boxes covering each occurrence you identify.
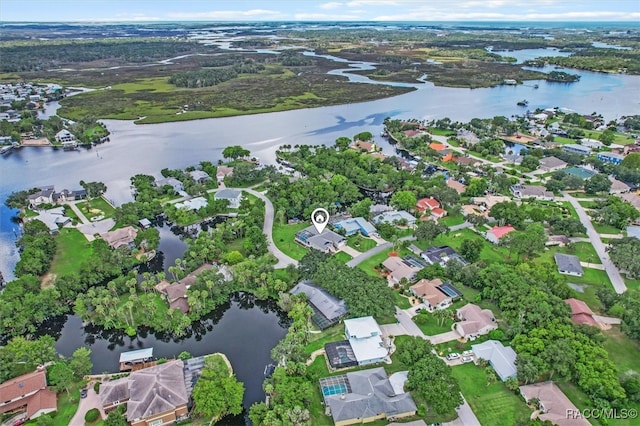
[1,0,639,22]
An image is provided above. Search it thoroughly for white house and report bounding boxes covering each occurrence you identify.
[54,129,75,143]
[344,316,388,366]
[214,189,242,209]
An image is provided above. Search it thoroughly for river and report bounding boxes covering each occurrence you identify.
[43,292,289,423]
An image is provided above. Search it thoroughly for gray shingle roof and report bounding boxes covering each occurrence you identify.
[554,253,583,275]
[290,280,347,322]
[325,368,417,423]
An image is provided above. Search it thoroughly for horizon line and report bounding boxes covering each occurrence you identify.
[1,19,640,24]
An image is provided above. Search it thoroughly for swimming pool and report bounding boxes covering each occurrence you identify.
[322,383,347,397]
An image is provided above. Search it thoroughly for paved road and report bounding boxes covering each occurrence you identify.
[395,307,425,338]
[242,188,298,269]
[562,192,627,294]
[346,242,392,267]
[67,201,91,225]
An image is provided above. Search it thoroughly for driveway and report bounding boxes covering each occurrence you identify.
[339,245,362,258]
[443,396,481,426]
[380,323,408,337]
[242,188,298,269]
[395,307,425,338]
[346,242,392,267]
[76,218,115,241]
[428,330,460,344]
[562,192,627,294]
[69,383,106,426]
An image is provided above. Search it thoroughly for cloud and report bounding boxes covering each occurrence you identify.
[346,0,399,6]
[372,9,640,21]
[167,9,286,20]
[320,2,344,9]
[294,12,362,20]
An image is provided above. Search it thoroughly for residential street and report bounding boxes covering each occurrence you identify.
[562,192,627,294]
[444,397,482,426]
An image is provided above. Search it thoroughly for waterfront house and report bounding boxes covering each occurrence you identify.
[457,129,480,145]
[188,170,211,184]
[350,140,379,153]
[54,129,74,143]
[0,368,57,421]
[520,382,591,426]
[100,226,138,250]
[295,226,346,253]
[333,217,377,237]
[554,253,583,277]
[455,303,497,340]
[214,189,242,208]
[28,186,55,207]
[100,360,189,426]
[156,177,184,193]
[175,196,208,211]
[119,348,154,372]
[33,207,71,232]
[320,368,417,426]
[485,225,515,244]
[344,317,388,366]
[290,280,348,329]
[471,340,517,381]
[597,152,624,165]
[215,165,234,183]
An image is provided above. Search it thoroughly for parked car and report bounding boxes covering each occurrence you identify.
[462,350,473,357]
[461,356,473,363]
[80,388,88,398]
[446,353,460,360]
[415,308,423,313]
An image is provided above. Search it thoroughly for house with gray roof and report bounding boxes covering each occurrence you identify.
[290,280,348,329]
[627,226,640,240]
[471,340,517,381]
[188,170,211,184]
[295,226,346,253]
[420,246,468,267]
[156,177,184,193]
[320,367,417,426]
[539,156,568,172]
[214,189,242,208]
[100,360,189,426]
[333,217,377,237]
[372,210,416,226]
[510,184,555,200]
[554,253,583,277]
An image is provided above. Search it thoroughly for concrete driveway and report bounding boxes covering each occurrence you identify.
[444,396,481,426]
[562,192,627,294]
[69,383,106,426]
[428,330,460,344]
[395,307,425,338]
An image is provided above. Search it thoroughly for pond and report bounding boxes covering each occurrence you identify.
[43,292,289,424]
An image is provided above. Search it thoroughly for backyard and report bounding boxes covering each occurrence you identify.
[75,197,116,221]
[413,310,454,335]
[451,363,531,426]
[50,228,93,276]
[272,222,309,261]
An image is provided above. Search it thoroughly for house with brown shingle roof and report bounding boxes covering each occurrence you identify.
[455,303,497,340]
[410,278,452,310]
[100,360,188,426]
[350,140,379,153]
[157,264,215,314]
[100,226,138,249]
[520,382,591,426]
[446,179,467,194]
[0,368,57,421]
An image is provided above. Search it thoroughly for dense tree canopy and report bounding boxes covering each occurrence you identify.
[192,355,244,420]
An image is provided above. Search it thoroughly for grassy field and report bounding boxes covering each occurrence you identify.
[592,222,624,235]
[76,197,116,221]
[451,363,531,426]
[334,251,353,263]
[50,228,93,276]
[440,212,466,227]
[346,234,376,252]
[394,291,412,309]
[413,311,454,335]
[272,222,309,261]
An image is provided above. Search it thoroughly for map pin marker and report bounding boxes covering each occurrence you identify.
[311,208,329,234]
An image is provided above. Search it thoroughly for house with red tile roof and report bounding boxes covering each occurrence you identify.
[430,207,447,220]
[0,368,57,421]
[429,142,446,151]
[565,298,600,328]
[415,197,440,212]
[485,225,515,244]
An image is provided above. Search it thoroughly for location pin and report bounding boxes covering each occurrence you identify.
[311,208,329,234]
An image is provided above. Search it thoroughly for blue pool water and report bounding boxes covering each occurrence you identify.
[322,384,347,397]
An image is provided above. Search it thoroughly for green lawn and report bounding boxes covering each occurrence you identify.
[592,222,624,235]
[412,227,511,264]
[536,242,599,266]
[346,234,376,252]
[563,268,613,312]
[440,212,466,227]
[50,228,93,276]
[305,324,344,354]
[394,291,412,309]
[451,363,530,426]
[272,222,310,261]
[357,250,389,277]
[334,251,353,263]
[413,311,454,335]
[76,197,116,220]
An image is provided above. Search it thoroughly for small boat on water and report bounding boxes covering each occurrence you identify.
[0,145,13,156]
[517,100,528,106]
[534,84,539,89]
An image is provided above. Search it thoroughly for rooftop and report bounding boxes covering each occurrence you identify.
[120,348,154,363]
[290,281,347,329]
[372,210,416,225]
[520,382,591,426]
[471,340,517,381]
[554,253,583,276]
[215,189,242,199]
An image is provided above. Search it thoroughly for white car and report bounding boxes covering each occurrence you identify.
[446,353,460,360]
[462,350,473,357]
[461,356,474,363]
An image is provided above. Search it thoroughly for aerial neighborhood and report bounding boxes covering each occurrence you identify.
[2,17,640,426]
